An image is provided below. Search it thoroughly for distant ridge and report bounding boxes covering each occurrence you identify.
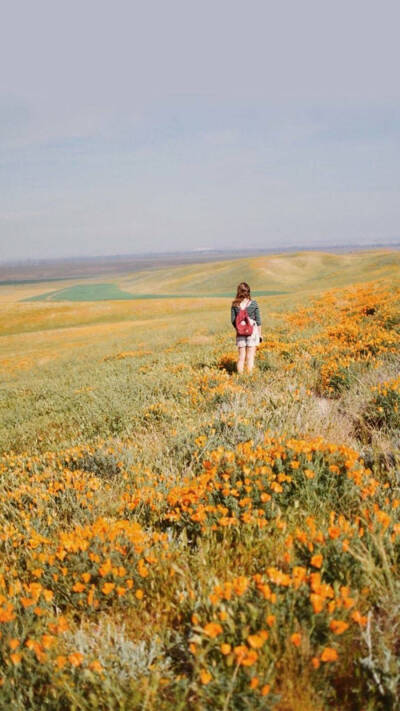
[1,243,399,283]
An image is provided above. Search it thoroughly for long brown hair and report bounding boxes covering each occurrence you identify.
[232,282,251,307]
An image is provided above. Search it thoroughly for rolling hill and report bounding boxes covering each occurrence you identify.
[14,249,400,302]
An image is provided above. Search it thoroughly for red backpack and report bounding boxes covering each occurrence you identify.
[235,303,254,336]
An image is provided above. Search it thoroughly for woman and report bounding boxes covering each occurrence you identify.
[231,282,262,374]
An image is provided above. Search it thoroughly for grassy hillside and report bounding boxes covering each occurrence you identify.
[9,250,400,304]
[0,252,399,710]
[1,249,398,364]
[118,250,400,295]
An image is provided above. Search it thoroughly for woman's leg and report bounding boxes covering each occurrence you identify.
[237,347,246,374]
[246,346,257,373]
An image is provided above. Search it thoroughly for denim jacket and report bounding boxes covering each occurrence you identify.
[231,299,262,328]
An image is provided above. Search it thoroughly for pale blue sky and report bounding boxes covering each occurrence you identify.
[1,0,399,261]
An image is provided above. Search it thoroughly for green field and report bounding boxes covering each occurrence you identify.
[26,283,141,301]
[26,282,287,302]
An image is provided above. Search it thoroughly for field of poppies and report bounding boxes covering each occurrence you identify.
[1,262,400,709]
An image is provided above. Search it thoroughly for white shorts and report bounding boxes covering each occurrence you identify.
[236,319,260,348]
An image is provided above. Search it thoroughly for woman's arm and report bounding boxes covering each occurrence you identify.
[231,305,237,327]
[254,302,262,340]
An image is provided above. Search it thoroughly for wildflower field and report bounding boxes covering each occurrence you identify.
[1,251,400,710]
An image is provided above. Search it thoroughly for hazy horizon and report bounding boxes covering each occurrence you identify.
[2,239,400,268]
[1,0,399,262]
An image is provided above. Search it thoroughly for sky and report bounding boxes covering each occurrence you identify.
[1,0,400,262]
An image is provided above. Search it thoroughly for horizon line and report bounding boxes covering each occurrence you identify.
[2,241,400,268]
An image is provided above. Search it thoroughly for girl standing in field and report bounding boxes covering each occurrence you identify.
[231,282,262,374]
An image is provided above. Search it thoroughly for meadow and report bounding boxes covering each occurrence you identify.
[0,250,399,710]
